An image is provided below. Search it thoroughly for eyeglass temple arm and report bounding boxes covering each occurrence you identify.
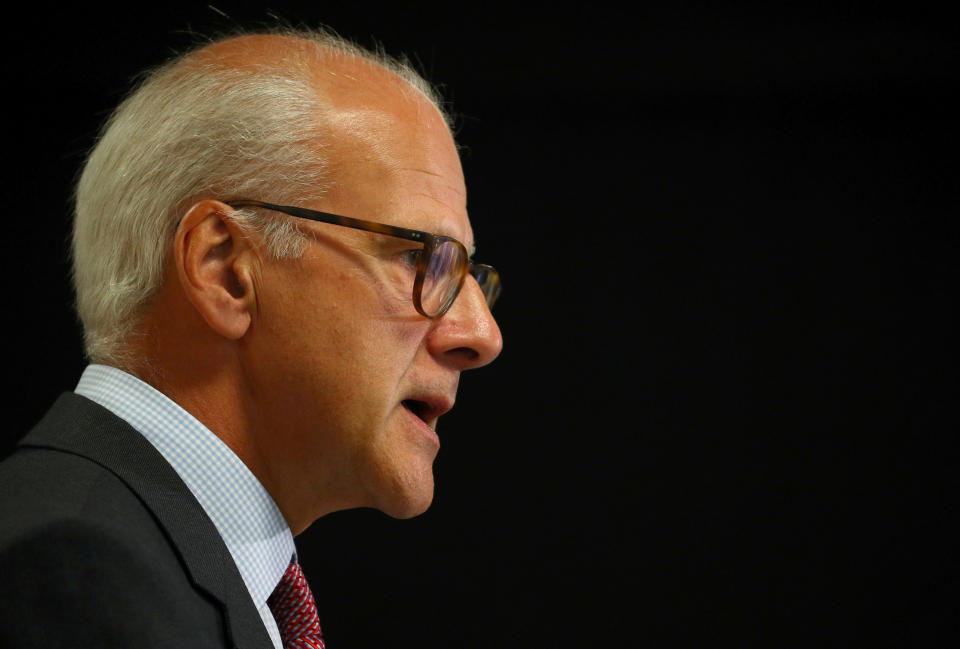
[227,199,433,244]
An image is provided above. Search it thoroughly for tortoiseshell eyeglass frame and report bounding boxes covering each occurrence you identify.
[226,199,501,318]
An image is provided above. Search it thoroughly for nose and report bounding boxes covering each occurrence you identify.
[427,275,503,370]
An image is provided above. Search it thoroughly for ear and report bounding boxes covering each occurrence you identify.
[174,200,257,340]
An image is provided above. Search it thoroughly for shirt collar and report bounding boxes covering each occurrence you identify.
[75,364,295,608]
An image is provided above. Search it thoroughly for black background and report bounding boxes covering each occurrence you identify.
[3,2,956,647]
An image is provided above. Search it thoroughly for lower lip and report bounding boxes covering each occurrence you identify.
[403,405,440,448]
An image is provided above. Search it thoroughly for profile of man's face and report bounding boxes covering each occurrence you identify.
[239,74,502,527]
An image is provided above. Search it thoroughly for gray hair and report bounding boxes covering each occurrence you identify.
[73,28,448,367]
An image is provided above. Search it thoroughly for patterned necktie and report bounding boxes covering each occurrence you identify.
[268,560,326,649]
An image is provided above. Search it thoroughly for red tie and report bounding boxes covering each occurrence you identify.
[268,560,326,649]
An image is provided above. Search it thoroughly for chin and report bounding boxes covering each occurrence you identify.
[373,467,435,519]
[386,497,433,520]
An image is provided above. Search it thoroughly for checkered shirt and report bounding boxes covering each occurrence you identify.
[76,364,294,649]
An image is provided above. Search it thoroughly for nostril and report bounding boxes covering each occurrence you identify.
[451,347,479,361]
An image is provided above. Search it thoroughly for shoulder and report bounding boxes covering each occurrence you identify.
[0,448,228,648]
[0,441,156,543]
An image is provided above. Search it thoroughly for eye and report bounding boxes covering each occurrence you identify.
[398,249,423,268]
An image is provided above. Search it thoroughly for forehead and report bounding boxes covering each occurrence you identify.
[316,74,473,248]
[194,35,474,246]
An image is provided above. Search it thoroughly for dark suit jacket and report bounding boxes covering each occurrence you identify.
[0,392,274,649]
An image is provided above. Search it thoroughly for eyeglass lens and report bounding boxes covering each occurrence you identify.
[421,240,465,316]
[470,265,501,307]
[419,241,501,317]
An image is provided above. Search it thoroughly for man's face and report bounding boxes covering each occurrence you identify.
[243,84,502,527]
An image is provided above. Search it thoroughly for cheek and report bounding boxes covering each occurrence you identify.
[253,257,430,404]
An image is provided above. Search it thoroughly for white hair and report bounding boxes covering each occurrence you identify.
[73,29,448,367]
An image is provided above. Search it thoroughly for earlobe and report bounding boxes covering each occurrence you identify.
[175,200,256,340]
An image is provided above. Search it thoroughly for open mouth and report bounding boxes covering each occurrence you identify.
[402,399,431,423]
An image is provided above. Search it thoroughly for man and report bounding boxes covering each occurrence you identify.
[0,29,502,648]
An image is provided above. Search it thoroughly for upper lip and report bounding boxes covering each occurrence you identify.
[402,393,455,425]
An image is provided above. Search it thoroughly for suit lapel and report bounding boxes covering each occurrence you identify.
[21,392,275,649]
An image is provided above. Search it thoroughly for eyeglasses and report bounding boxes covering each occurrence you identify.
[226,199,501,318]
